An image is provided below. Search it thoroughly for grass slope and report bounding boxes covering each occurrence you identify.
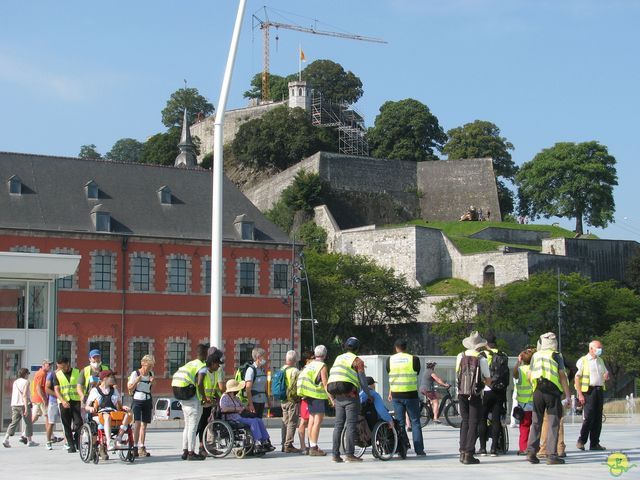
[424,278,476,295]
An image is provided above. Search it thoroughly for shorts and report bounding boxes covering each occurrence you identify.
[425,391,438,401]
[299,399,310,421]
[47,404,61,423]
[306,398,326,415]
[132,399,153,424]
[33,402,47,417]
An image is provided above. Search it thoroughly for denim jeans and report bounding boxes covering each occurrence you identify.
[392,397,424,454]
[332,396,359,456]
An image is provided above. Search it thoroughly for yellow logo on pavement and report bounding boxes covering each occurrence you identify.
[603,452,637,477]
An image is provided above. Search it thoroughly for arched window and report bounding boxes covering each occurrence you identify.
[483,265,495,286]
[298,88,303,96]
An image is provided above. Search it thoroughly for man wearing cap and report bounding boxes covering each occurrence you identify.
[77,349,110,408]
[359,377,394,429]
[456,331,492,465]
[525,332,571,465]
[327,336,371,463]
[386,338,425,456]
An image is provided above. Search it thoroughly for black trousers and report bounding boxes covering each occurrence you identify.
[59,401,83,447]
[458,394,481,454]
[479,389,506,450]
[579,387,604,446]
[197,406,213,443]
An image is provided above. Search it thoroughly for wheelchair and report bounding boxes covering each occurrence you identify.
[341,403,410,461]
[78,411,135,464]
[481,412,509,455]
[202,408,265,459]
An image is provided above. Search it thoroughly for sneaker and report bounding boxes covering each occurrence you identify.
[332,455,344,463]
[64,443,70,450]
[576,441,585,451]
[3,440,10,448]
[181,449,189,460]
[416,451,426,457]
[19,436,27,445]
[478,448,487,456]
[345,454,363,463]
[590,444,606,451]
[133,447,139,458]
[187,452,206,461]
[433,419,442,424]
[28,441,39,447]
[547,456,565,465]
[284,445,302,453]
[139,446,150,457]
[559,451,567,458]
[198,447,208,457]
[459,452,464,463]
[303,447,309,455]
[490,449,498,457]
[108,440,116,451]
[526,452,540,464]
[46,442,53,450]
[309,446,327,456]
[53,436,65,443]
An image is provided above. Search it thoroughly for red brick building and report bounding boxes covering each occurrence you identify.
[0,151,298,393]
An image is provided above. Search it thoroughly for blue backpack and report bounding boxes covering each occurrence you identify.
[272,367,290,401]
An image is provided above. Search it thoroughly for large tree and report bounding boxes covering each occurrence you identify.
[602,319,640,395]
[367,99,447,162]
[243,73,293,101]
[161,87,214,128]
[139,128,181,166]
[516,141,617,234]
[105,138,144,163]
[302,59,363,104]
[232,105,335,170]
[78,144,101,159]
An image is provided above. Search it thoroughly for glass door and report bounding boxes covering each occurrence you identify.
[0,350,21,430]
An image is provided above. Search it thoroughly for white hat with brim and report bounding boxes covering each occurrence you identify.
[538,332,558,351]
[225,379,246,393]
[462,331,488,350]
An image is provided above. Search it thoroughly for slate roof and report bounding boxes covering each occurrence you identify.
[0,152,289,243]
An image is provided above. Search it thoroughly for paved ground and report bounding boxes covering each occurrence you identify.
[1,422,638,479]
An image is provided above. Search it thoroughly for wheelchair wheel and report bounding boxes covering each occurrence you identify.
[499,424,509,454]
[78,423,95,464]
[340,428,366,458]
[371,422,398,461]
[204,421,234,458]
[236,426,254,458]
[118,427,135,463]
[444,400,462,428]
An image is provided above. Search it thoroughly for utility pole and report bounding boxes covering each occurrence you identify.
[557,267,562,352]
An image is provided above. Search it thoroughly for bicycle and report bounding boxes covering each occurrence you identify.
[419,385,461,428]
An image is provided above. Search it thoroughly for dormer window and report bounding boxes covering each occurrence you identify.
[158,185,172,205]
[91,204,111,232]
[85,180,99,199]
[234,214,254,241]
[8,175,22,195]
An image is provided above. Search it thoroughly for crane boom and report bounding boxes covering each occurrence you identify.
[253,14,387,101]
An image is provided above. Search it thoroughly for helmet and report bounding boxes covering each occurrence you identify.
[344,337,361,351]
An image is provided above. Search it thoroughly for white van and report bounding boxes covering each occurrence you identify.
[153,398,183,420]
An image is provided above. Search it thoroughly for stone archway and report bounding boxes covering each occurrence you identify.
[483,265,495,286]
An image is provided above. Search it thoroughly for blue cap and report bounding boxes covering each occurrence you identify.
[89,349,101,358]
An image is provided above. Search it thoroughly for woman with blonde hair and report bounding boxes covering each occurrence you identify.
[127,354,155,457]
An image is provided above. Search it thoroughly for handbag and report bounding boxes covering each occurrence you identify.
[240,410,257,418]
[512,405,525,421]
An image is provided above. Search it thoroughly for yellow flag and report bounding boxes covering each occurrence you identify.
[300,49,306,62]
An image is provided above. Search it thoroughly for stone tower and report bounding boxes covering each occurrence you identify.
[174,109,197,168]
[288,80,311,111]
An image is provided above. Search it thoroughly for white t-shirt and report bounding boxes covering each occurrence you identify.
[86,386,121,410]
[128,370,153,401]
[576,355,608,387]
[11,378,30,407]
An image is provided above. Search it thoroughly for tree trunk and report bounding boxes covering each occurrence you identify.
[575,214,584,235]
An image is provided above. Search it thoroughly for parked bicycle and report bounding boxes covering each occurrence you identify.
[419,385,461,428]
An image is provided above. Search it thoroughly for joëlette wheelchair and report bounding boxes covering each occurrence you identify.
[78,410,135,464]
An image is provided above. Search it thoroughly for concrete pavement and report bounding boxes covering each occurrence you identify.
[1,422,638,479]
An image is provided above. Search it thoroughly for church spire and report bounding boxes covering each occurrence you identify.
[174,108,197,168]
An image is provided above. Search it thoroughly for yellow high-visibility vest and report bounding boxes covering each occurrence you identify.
[516,365,533,404]
[297,360,328,400]
[529,350,562,393]
[327,352,359,389]
[82,364,110,393]
[171,359,205,388]
[56,369,80,402]
[578,356,607,392]
[388,352,418,393]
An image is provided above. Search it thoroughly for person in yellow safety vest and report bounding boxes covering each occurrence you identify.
[171,343,209,461]
[280,350,301,454]
[76,349,110,407]
[386,338,425,456]
[456,331,492,465]
[524,332,571,466]
[575,339,609,452]
[513,347,535,455]
[327,337,371,463]
[52,356,83,453]
[196,351,225,457]
[296,345,331,456]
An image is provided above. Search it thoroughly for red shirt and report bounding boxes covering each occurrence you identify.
[32,368,47,403]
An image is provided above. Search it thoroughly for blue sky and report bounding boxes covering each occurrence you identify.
[1,1,639,240]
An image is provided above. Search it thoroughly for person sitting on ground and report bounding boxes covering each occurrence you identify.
[419,361,450,423]
[219,379,275,453]
[85,370,132,457]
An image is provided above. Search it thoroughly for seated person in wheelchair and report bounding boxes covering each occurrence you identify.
[359,376,394,430]
[219,379,275,453]
[84,370,132,450]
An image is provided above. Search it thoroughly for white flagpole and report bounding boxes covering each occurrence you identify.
[211,0,247,349]
[299,44,302,81]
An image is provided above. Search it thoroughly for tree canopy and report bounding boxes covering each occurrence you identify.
[367,98,447,162]
[139,128,181,166]
[602,319,640,394]
[243,73,293,101]
[78,144,101,159]
[302,59,363,104]
[105,138,144,163]
[161,87,214,128]
[232,105,335,171]
[516,141,617,234]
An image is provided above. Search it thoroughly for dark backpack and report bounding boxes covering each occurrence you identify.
[272,367,290,401]
[234,362,255,403]
[457,352,483,397]
[489,351,510,391]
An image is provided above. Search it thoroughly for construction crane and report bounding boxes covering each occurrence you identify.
[252,8,387,101]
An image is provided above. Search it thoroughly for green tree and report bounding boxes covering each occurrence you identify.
[243,73,293,101]
[105,138,144,163]
[368,99,447,162]
[625,251,640,294]
[297,222,328,253]
[161,87,214,128]
[602,319,640,395]
[79,144,101,159]
[139,128,181,166]
[516,141,618,234]
[302,59,363,104]
[496,180,515,216]
[303,251,425,355]
[232,106,335,170]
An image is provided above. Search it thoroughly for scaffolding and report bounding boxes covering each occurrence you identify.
[311,92,369,157]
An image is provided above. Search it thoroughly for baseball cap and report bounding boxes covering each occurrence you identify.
[99,370,116,380]
[89,349,102,358]
[42,359,53,365]
[366,376,376,386]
